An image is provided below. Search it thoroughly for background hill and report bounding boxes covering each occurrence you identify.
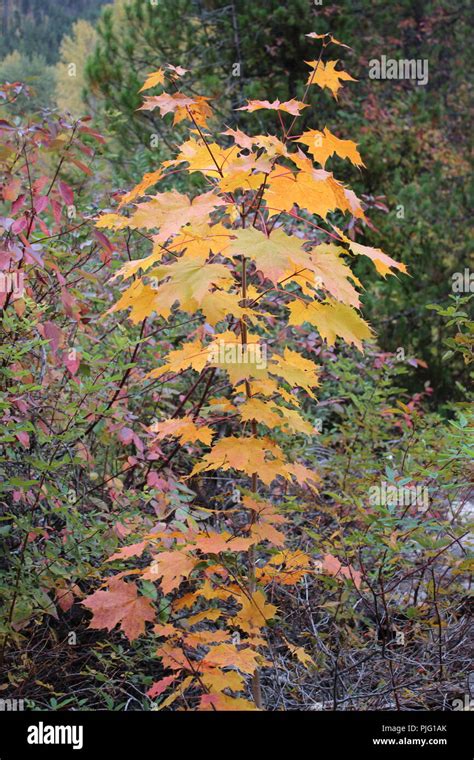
[0,0,108,62]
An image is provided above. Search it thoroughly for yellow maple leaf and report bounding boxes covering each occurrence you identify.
[305,59,356,98]
[174,96,213,127]
[283,637,315,667]
[229,226,312,285]
[148,256,234,315]
[334,227,407,277]
[276,406,313,435]
[255,134,290,159]
[151,417,214,445]
[297,127,364,168]
[130,190,225,241]
[268,347,320,398]
[236,377,300,407]
[170,223,233,259]
[185,630,231,648]
[186,608,223,626]
[243,494,285,522]
[155,676,194,710]
[191,530,253,554]
[286,462,320,491]
[139,69,166,92]
[243,494,287,546]
[264,164,350,220]
[148,339,208,379]
[233,589,277,634]
[201,669,245,693]
[206,331,269,385]
[287,298,373,351]
[118,169,164,208]
[344,187,366,219]
[251,521,286,546]
[238,397,312,435]
[256,549,312,585]
[200,290,254,327]
[107,280,161,324]
[207,396,237,414]
[238,397,283,428]
[111,247,164,281]
[199,692,257,710]
[221,126,254,150]
[218,157,265,192]
[96,212,130,230]
[173,580,232,612]
[308,243,362,308]
[189,435,287,485]
[170,137,233,177]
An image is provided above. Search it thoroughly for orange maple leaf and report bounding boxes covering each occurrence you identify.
[191,530,253,554]
[139,92,194,116]
[322,554,362,589]
[202,643,261,674]
[199,693,257,710]
[143,550,197,594]
[82,578,155,641]
[237,99,308,116]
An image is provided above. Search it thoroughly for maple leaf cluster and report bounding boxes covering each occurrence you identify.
[84,32,406,711]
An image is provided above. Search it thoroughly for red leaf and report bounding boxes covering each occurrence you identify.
[78,124,106,144]
[58,180,74,205]
[147,675,177,698]
[51,199,62,225]
[41,321,63,354]
[34,196,48,214]
[33,176,49,195]
[15,431,30,448]
[11,217,27,234]
[67,157,92,176]
[11,195,25,215]
[64,351,80,375]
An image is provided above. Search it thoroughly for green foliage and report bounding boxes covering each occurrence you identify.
[428,295,474,363]
[0,51,56,113]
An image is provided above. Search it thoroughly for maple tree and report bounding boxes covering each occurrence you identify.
[83,34,407,710]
